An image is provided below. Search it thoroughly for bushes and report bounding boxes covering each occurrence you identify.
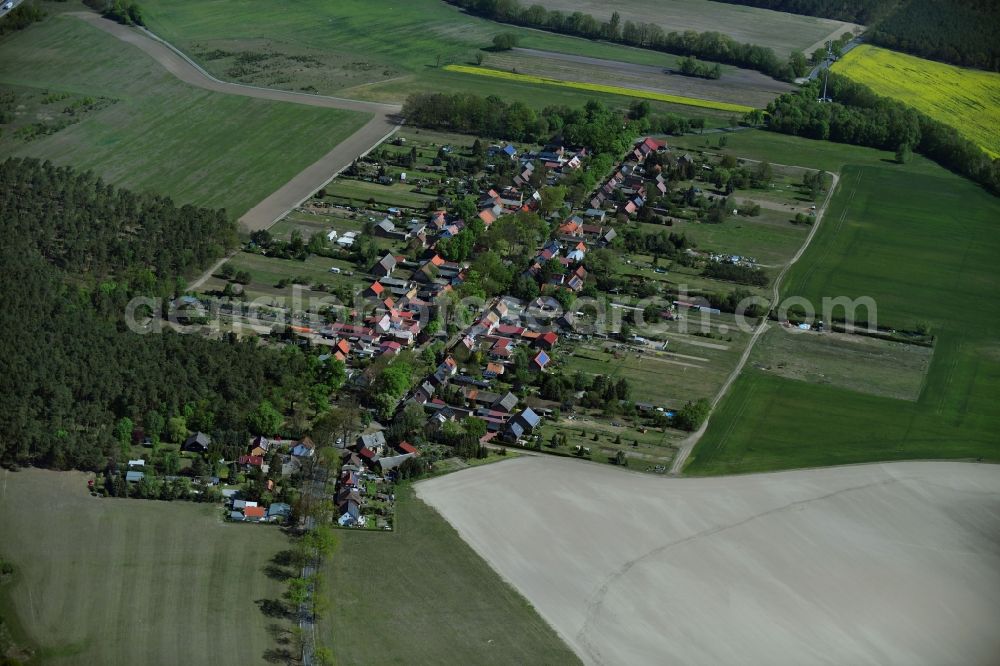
[703,262,769,287]
[104,0,144,25]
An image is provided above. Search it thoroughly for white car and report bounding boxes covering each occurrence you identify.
[329,267,341,274]
[2,3,13,10]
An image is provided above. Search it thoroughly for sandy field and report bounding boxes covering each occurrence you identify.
[416,457,1000,665]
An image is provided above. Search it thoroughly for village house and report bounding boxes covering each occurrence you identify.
[183,432,211,453]
[372,252,397,278]
[503,407,541,441]
[291,437,315,458]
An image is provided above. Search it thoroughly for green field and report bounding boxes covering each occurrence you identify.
[668,130,952,176]
[319,485,580,664]
[750,327,933,401]
[686,163,1000,474]
[135,0,735,120]
[0,11,369,218]
[0,468,293,665]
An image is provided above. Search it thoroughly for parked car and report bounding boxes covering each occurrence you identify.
[329,267,341,274]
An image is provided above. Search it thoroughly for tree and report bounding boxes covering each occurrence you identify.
[166,416,188,444]
[303,526,338,557]
[492,33,518,50]
[115,416,133,457]
[191,455,208,478]
[674,399,710,432]
[248,400,283,436]
[285,577,309,606]
[164,450,180,476]
[895,142,912,164]
[465,417,488,440]
[145,410,164,443]
[788,50,809,78]
[539,185,567,216]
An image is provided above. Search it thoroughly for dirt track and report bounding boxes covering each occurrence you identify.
[75,13,401,232]
[417,456,1000,666]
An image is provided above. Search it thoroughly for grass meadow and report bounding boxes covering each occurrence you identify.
[0,468,294,665]
[136,0,741,120]
[686,162,1000,474]
[318,485,580,664]
[833,45,1000,158]
[0,12,369,218]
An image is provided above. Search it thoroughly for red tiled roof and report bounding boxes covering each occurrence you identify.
[369,281,385,295]
[398,441,419,455]
[243,506,266,518]
[238,455,264,466]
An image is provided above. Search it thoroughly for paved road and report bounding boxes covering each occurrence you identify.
[0,0,24,19]
[807,37,863,81]
[669,165,842,474]
[74,12,402,232]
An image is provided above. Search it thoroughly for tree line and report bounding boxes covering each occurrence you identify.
[447,0,802,81]
[706,0,898,24]
[0,158,340,470]
[401,94,637,155]
[762,78,1000,195]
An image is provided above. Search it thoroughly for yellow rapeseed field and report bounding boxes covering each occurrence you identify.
[833,45,1000,158]
[443,65,755,113]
